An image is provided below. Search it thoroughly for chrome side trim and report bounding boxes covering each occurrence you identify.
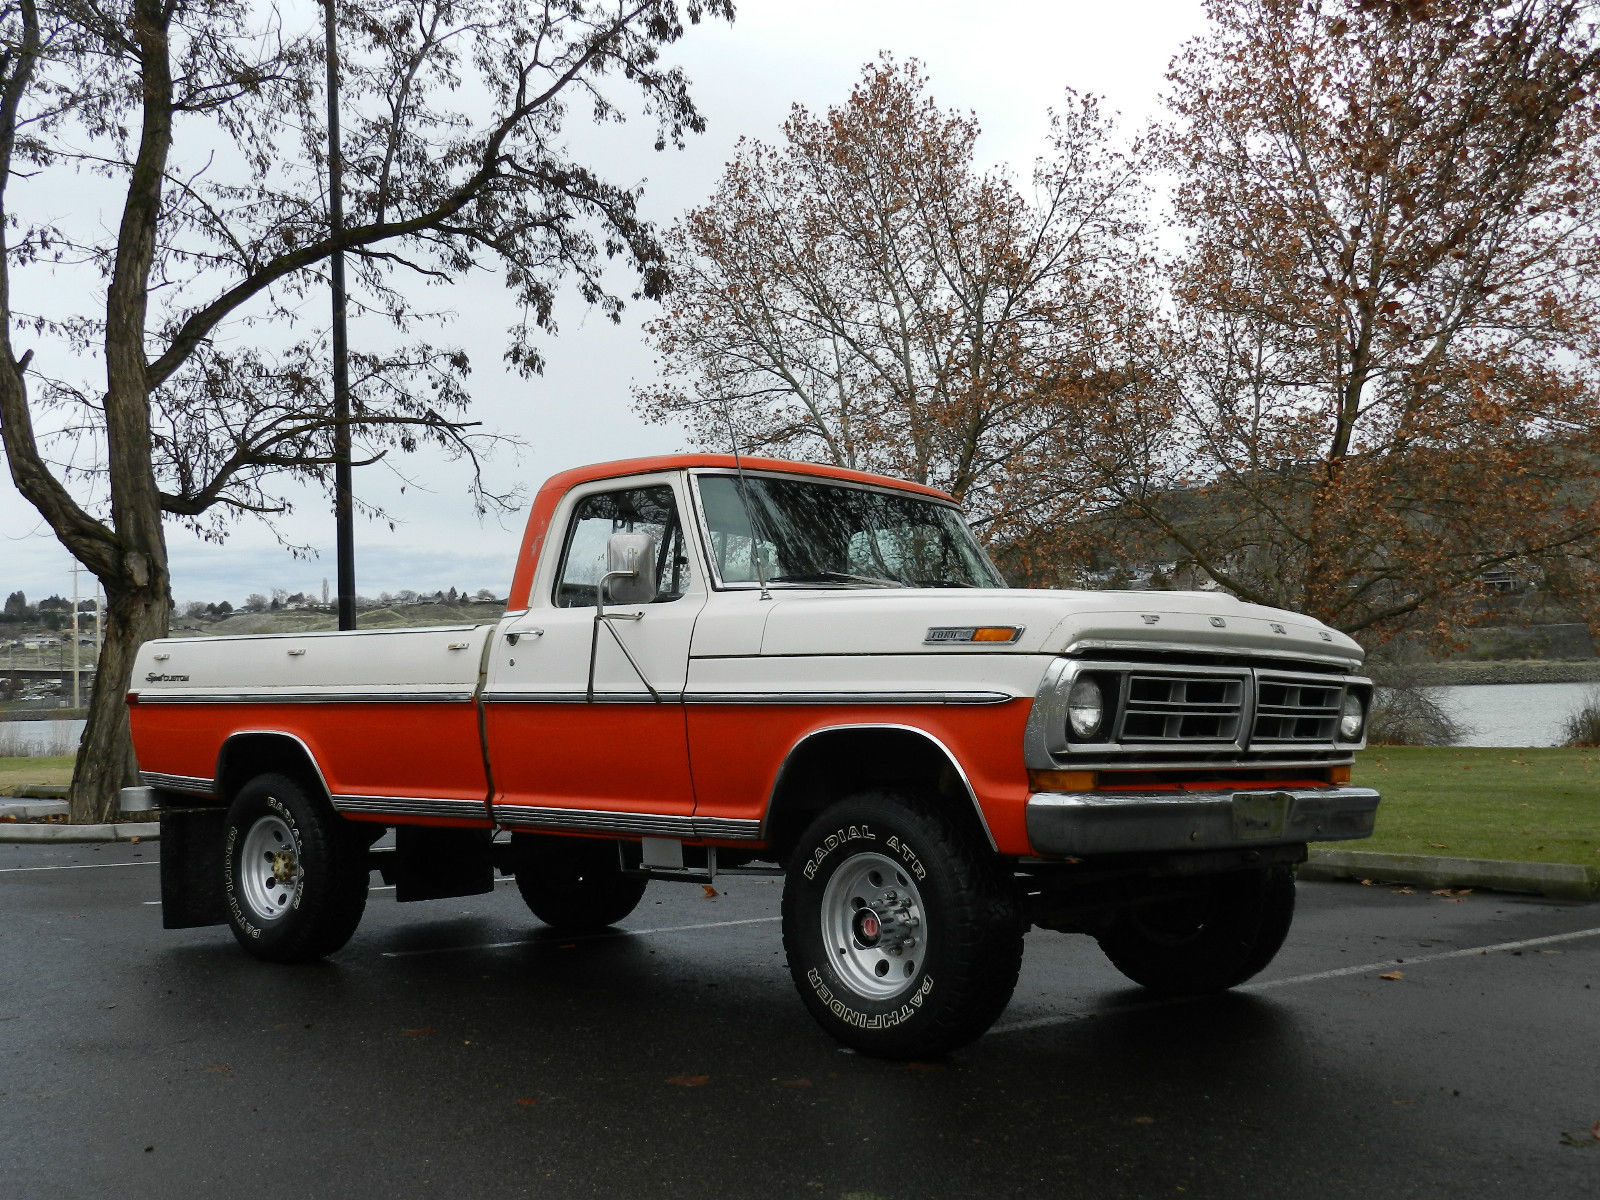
[138,690,476,705]
[693,816,765,840]
[140,770,216,797]
[479,690,1016,706]
[481,691,679,705]
[686,690,1014,706]
[331,794,492,822]
[765,723,998,852]
[489,805,762,842]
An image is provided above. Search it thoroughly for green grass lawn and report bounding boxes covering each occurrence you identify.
[0,755,74,791]
[1352,746,1600,866]
[4,747,1597,867]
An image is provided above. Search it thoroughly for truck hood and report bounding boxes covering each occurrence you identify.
[755,588,1363,668]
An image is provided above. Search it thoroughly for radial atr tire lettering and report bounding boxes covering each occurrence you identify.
[222,772,369,963]
[782,790,1022,1059]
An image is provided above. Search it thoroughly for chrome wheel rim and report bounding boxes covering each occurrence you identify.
[239,814,301,922]
[820,851,927,1000]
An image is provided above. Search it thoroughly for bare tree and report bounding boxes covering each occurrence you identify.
[0,0,731,820]
[635,57,1155,541]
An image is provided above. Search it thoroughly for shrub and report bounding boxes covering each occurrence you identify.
[1558,688,1600,748]
[1365,653,1469,746]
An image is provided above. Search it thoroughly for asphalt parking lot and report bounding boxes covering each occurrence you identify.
[2,839,1597,1200]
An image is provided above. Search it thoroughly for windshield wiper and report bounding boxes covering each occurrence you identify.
[768,571,903,588]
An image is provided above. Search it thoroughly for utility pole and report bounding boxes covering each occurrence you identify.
[71,562,79,709]
[323,0,357,632]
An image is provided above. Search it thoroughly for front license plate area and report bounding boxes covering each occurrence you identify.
[1231,791,1291,840]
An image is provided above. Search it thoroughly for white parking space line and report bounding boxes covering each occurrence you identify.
[0,860,159,874]
[991,925,1600,1035]
[381,915,782,958]
[135,876,523,905]
[1241,926,1600,991]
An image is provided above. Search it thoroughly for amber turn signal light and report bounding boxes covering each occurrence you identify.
[1028,769,1097,793]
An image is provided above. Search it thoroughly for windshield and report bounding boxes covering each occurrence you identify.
[695,473,1004,589]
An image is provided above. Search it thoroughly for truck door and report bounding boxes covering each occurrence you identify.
[482,476,705,834]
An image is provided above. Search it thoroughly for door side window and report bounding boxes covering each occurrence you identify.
[553,485,691,608]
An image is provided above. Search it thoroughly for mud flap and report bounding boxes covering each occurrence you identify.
[159,808,228,929]
[393,826,494,902]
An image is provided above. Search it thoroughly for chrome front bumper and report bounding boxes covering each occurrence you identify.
[1025,786,1380,858]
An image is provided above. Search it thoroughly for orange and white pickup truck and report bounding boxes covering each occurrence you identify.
[126,454,1379,1057]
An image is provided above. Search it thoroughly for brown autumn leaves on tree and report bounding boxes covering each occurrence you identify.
[0,0,731,820]
[635,57,1155,539]
[639,1,1600,646]
[1097,0,1600,641]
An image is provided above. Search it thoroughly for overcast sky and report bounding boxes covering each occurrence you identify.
[0,0,1209,608]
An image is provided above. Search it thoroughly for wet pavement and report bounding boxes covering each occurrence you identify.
[2,839,1597,1199]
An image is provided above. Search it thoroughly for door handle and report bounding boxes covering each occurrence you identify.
[504,628,544,646]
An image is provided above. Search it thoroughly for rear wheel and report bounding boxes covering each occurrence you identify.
[223,773,369,962]
[781,791,1022,1059]
[1096,866,1296,995]
[511,835,648,932]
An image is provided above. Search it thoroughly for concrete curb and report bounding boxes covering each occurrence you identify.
[0,820,159,843]
[0,798,157,843]
[1303,849,1600,902]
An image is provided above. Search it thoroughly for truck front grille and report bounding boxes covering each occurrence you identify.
[1252,674,1343,744]
[1030,659,1371,766]
[1120,673,1246,743]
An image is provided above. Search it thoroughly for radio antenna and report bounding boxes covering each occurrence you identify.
[716,394,772,601]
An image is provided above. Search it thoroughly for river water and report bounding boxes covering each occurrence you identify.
[0,683,1594,755]
[1433,682,1596,748]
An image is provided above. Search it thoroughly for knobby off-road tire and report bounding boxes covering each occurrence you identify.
[782,791,1023,1059]
[1096,866,1296,995]
[223,773,370,963]
[511,834,648,932]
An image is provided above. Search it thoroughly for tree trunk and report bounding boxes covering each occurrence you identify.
[67,577,169,824]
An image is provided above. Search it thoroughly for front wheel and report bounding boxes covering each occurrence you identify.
[223,773,370,963]
[511,835,648,932]
[1096,866,1296,995]
[781,792,1023,1059]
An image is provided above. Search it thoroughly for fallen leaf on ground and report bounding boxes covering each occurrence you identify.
[1427,842,1447,849]
[1359,878,1374,886]
[1558,1123,1600,1149]
[702,885,719,898]
[1132,1116,1156,1125]
[1391,887,1414,895]
[401,1027,435,1037]
[1379,971,1404,981]
[515,1097,539,1106]
[667,1074,710,1087]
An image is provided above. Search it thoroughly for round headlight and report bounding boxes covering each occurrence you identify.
[1067,675,1104,740]
[1339,692,1365,741]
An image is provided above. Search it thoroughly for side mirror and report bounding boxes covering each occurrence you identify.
[603,531,658,605]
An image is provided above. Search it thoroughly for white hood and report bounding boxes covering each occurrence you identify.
[754,588,1363,668]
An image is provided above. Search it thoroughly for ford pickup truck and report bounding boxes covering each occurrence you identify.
[126,454,1379,1057]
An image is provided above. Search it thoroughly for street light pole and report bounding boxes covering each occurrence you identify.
[71,562,79,709]
[323,0,356,632]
